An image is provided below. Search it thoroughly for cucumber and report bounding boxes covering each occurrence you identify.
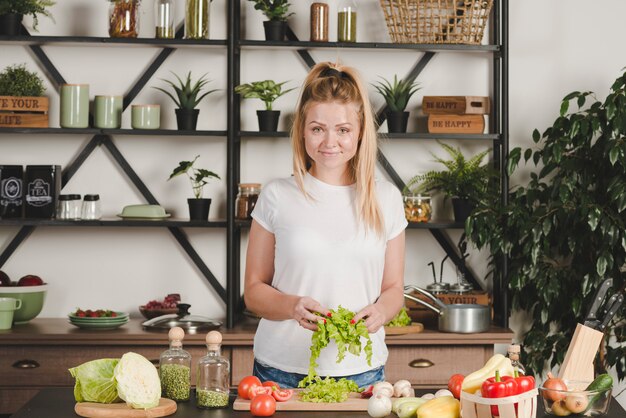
[585,374,613,392]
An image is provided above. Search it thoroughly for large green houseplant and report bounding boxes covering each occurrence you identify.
[235,79,294,132]
[467,71,626,380]
[404,142,497,222]
[0,0,55,35]
[373,74,420,133]
[247,0,293,41]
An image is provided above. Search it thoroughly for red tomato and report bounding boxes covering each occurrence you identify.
[237,375,262,399]
[271,388,293,402]
[250,394,276,417]
[262,380,280,390]
[248,385,273,399]
[448,374,464,399]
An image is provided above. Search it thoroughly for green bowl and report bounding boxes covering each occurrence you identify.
[0,284,48,324]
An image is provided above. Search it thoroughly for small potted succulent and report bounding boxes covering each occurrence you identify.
[373,74,421,133]
[0,0,55,35]
[404,142,496,222]
[153,71,218,131]
[235,79,294,132]
[247,0,294,41]
[168,155,221,221]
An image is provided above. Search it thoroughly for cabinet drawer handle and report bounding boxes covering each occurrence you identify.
[409,359,434,368]
[12,359,40,369]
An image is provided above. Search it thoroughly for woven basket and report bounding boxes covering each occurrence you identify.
[379,0,494,44]
[461,389,539,418]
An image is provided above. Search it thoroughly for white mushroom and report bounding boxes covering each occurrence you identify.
[372,381,394,398]
[435,389,454,398]
[393,380,415,397]
[367,393,393,418]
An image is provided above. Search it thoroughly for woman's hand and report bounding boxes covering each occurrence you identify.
[292,296,329,331]
[353,303,387,334]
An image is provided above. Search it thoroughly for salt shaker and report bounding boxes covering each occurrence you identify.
[160,326,191,402]
[196,330,230,409]
[81,194,101,220]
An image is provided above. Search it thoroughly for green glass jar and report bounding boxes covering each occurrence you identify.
[185,0,210,39]
[337,0,356,42]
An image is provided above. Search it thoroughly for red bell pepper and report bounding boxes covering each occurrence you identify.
[513,369,535,393]
[481,370,518,417]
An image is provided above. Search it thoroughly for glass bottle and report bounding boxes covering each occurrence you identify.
[81,194,101,220]
[155,0,175,39]
[159,326,191,402]
[310,2,329,42]
[235,183,261,220]
[337,0,357,42]
[109,0,140,38]
[507,344,526,375]
[196,330,230,409]
[185,0,210,39]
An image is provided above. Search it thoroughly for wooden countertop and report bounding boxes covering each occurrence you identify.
[0,318,514,346]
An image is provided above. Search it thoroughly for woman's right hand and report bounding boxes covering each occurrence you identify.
[292,297,330,331]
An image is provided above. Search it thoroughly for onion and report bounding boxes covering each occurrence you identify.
[542,372,567,401]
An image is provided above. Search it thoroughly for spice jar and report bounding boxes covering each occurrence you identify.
[108,0,140,38]
[403,194,431,223]
[155,0,174,39]
[57,194,81,220]
[235,183,261,220]
[81,194,101,220]
[196,330,230,409]
[310,2,329,42]
[185,0,210,39]
[337,0,357,42]
[159,327,191,402]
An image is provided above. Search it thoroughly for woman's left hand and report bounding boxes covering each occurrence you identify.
[352,304,386,333]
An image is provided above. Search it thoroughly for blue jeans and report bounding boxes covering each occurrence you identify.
[253,359,385,389]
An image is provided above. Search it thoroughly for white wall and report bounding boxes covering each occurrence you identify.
[1,0,624,406]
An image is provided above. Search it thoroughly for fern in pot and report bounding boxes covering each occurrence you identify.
[168,155,220,221]
[0,0,55,36]
[373,74,421,133]
[154,71,218,131]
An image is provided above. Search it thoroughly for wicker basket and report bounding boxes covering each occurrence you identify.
[461,389,538,418]
[379,0,494,44]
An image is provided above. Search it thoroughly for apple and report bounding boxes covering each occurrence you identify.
[0,270,11,286]
[17,275,45,286]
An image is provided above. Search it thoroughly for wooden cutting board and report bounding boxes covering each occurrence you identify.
[233,391,369,411]
[384,322,424,335]
[75,398,177,418]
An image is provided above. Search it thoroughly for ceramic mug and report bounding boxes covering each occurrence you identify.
[131,105,160,129]
[94,95,123,129]
[0,297,22,330]
[60,84,90,128]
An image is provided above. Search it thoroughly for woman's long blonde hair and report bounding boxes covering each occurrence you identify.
[291,62,383,236]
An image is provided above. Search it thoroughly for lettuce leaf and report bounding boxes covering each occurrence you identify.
[385,306,412,327]
[69,358,120,404]
[298,375,360,403]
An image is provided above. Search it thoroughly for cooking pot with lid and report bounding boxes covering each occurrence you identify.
[142,303,221,334]
[403,285,490,333]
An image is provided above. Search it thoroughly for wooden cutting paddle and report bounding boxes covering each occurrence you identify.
[384,322,424,335]
[75,398,176,418]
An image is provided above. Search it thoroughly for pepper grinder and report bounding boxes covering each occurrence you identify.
[196,330,230,409]
[159,326,191,402]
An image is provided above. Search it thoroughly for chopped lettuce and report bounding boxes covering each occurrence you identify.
[114,352,161,409]
[69,358,120,404]
[385,306,412,327]
[298,375,360,403]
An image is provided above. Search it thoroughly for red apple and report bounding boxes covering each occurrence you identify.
[0,270,10,286]
[17,275,44,286]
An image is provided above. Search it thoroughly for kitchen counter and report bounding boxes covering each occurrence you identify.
[11,388,626,418]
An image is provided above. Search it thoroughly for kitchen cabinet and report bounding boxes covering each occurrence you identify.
[0,318,513,414]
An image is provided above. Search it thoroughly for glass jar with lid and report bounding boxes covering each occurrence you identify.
[108,0,140,38]
[310,2,329,42]
[403,194,431,223]
[235,183,261,220]
[81,194,101,220]
[159,326,191,402]
[155,0,174,39]
[337,0,357,42]
[196,330,230,409]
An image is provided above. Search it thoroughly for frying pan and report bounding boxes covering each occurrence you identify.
[403,285,490,333]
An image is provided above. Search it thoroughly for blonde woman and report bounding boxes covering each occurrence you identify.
[244,62,407,388]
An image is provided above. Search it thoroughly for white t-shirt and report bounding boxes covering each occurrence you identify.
[251,172,408,376]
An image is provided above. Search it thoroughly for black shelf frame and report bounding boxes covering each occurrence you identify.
[0,0,509,329]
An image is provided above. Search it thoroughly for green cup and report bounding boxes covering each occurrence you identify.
[94,95,123,129]
[0,297,22,330]
[60,84,90,128]
[131,104,160,129]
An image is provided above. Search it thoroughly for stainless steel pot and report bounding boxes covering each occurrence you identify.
[403,285,490,333]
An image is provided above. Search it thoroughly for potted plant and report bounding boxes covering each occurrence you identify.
[404,141,496,222]
[373,74,421,133]
[466,71,626,379]
[235,79,295,132]
[0,0,55,35]
[247,0,294,41]
[0,63,49,128]
[168,155,221,220]
[153,71,218,131]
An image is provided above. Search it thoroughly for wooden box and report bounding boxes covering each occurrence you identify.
[422,96,490,115]
[0,96,49,128]
[427,114,485,134]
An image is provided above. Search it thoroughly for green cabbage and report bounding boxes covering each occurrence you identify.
[69,358,120,404]
[114,352,161,409]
